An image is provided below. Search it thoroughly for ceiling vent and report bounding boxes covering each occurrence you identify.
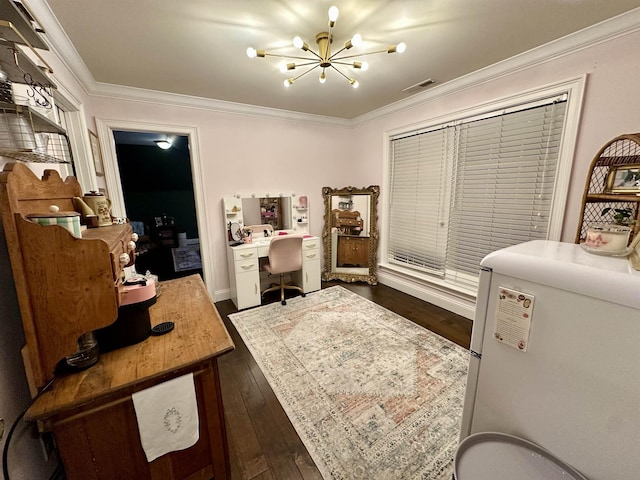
[402,78,435,94]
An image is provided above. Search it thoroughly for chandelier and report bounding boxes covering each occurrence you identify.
[246,5,406,89]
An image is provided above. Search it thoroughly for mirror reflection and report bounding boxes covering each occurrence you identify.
[322,186,379,285]
[241,197,292,231]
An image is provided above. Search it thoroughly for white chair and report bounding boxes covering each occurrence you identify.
[262,235,305,305]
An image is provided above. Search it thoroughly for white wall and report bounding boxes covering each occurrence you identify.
[87,96,362,297]
[31,14,640,310]
[351,26,640,317]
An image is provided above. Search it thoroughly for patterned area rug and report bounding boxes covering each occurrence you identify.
[229,286,468,480]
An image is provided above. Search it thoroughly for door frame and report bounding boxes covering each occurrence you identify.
[95,118,215,296]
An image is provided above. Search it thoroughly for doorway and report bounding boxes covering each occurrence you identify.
[95,119,214,294]
[114,131,201,281]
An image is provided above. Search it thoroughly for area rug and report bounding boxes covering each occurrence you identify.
[229,286,469,480]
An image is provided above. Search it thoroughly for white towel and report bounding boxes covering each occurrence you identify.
[132,373,199,462]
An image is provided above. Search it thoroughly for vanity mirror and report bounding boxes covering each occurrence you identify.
[224,194,308,244]
[241,196,292,231]
[322,186,379,284]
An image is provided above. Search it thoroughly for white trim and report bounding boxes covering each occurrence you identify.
[94,118,216,298]
[27,0,640,124]
[354,9,639,125]
[378,268,476,320]
[380,76,585,313]
[90,83,351,127]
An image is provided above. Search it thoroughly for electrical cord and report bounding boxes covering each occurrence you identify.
[2,376,56,480]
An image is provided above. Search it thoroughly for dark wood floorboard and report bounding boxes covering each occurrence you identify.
[215,281,473,480]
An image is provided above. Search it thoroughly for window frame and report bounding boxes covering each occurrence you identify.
[380,76,586,297]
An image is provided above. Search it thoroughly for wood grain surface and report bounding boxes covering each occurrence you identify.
[27,274,235,421]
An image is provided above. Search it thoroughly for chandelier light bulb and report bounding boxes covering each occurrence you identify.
[250,7,405,89]
[328,5,339,23]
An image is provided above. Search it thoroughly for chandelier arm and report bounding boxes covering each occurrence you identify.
[331,60,358,67]
[329,46,348,60]
[333,49,389,61]
[291,64,321,82]
[294,61,322,68]
[263,52,320,62]
[305,48,324,61]
[329,65,352,84]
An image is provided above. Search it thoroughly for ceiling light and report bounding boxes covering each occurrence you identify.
[246,5,405,88]
[154,140,172,150]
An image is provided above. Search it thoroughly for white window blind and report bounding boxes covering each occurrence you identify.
[388,96,567,291]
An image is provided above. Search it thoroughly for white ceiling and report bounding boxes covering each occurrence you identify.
[34,0,640,119]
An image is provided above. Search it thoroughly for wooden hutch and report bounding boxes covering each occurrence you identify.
[0,163,234,479]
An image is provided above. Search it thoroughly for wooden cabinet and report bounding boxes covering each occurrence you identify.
[26,275,235,480]
[575,133,640,244]
[1,164,235,479]
[0,163,135,387]
[331,208,364,235]
[337,235,369,267]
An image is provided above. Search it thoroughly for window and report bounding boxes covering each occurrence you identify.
[387,94,568,293]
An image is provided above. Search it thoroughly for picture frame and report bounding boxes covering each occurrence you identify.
[89,130,104,176]
[605,164,640,193]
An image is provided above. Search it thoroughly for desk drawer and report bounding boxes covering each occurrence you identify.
[303,239,319,251]
[234,247,258,261]
[235,259,258,274]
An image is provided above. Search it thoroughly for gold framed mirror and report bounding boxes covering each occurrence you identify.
[322,185,379,284]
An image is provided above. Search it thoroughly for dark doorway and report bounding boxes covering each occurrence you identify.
[114,131,202,281]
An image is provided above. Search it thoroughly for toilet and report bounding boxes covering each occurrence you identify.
[454,432,588,480]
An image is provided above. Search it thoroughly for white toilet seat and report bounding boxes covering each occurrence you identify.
[454,432,588,480]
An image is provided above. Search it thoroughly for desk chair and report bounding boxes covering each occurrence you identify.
[262,235,305,305]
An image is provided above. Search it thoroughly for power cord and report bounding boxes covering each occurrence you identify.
[2,376,56,480]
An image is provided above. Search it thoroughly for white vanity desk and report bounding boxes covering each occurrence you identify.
[227,235,321,310]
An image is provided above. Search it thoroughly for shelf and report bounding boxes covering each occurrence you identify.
[0,102,70,164]
[576,133,640,245]
[0,1,48,50]
[0,102,63,133]
[586,193,640,202]
[0,39,56,88]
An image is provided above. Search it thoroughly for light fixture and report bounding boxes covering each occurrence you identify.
[246,5,406,89]
[154,139,172,150]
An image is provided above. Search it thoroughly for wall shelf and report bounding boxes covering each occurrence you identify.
[0,102,71,165]
[576,133,640,244]
[0,1,48,50]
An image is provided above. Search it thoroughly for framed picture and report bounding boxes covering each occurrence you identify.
[605,164,640,193]
[89,130,104,176]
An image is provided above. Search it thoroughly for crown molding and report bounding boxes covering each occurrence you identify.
[27,1,640,127]
[89,82,352,127]
[354,7,640,126]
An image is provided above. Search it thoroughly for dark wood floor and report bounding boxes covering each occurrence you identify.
[215,281,473,480]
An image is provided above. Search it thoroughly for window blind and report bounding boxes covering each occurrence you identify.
[388,126,453,275]
[388,96,568,291]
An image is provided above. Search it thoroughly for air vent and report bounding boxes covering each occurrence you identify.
[402,78,435,93]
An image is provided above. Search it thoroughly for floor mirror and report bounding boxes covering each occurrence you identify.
[322,185,379,284]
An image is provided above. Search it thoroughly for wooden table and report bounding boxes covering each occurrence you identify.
[26,275,235,480]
